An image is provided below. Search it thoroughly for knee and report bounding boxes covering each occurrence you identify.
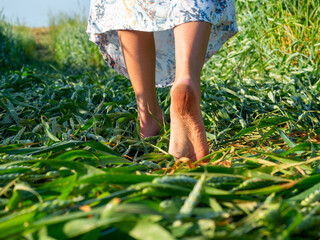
[170,78,200,115]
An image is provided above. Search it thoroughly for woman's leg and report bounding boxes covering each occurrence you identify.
[118,30,163,138]
[169,21,211,161]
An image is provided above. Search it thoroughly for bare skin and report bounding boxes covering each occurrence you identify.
[169,22,211,161]
[118,30,163,138]
[118,21,211,161]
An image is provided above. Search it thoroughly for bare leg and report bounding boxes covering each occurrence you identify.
[118,30,163,138]
[169,21,211,161]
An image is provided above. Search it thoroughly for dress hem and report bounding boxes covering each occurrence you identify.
[87,18,237,35]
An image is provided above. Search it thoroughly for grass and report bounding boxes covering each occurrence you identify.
[47,13,106,72]
[0,0,320,239]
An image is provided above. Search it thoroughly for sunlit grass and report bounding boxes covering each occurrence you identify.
[48,13,106,72]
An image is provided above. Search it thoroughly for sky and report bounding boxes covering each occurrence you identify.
[0,0,91,27]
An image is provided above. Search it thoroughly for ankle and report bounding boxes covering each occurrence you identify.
[138,104,162,118]
[138,106,164,138]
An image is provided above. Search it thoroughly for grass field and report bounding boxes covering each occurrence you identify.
[1,0,320,239]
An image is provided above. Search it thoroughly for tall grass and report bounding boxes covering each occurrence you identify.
[11,26,37,61]
[0,13,36,71]
[48,13,106,72]
[204,0,320,82]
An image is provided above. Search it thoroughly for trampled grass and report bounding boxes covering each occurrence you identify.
[0,0,320,239]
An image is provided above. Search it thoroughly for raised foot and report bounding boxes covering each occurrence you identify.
[169,79,209,162]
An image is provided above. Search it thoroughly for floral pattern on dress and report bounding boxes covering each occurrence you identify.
[87,0,238,87]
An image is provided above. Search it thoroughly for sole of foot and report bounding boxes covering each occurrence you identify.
[168,78,209,162]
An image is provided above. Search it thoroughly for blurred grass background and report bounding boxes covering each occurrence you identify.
[0,11,105,72]
[1,0,319,80]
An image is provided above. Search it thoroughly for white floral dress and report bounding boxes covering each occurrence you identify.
[87,0,238,87]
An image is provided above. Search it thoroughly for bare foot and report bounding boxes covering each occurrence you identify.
[169,78,209,162]
[138,105,164,138]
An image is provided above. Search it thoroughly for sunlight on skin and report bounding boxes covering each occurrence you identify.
[118,21,211,162]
